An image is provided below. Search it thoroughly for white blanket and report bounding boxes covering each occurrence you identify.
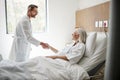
[0,56,89,80]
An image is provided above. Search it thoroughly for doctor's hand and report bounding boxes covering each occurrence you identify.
[40,42,49,49]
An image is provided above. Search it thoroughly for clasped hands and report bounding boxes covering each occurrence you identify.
[40,42,49,49]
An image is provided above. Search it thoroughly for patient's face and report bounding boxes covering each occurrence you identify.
[72,31,79,41]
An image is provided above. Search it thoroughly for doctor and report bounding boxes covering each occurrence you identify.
[46,28,87,64]
[9,4,48,62]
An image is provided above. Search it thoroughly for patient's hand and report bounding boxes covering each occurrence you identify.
[46,56,57,59]
[40,42,49,49]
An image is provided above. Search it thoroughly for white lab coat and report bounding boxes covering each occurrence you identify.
[9,15,40,62]
[58,42,85,64]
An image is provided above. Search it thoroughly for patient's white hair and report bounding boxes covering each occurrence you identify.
[75,28,87,44]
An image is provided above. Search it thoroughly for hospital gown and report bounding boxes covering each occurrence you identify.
[57,42,85,64]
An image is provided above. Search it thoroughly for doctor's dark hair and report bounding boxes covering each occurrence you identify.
[28,4,38,11]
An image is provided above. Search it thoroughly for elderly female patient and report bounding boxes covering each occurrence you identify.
[45,28,87,64]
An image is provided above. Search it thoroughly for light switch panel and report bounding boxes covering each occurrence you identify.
[99,21,103,27]
[103,20,108,27]
[95,21,99,27]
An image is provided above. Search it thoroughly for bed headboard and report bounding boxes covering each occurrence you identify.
[76,1,110,32]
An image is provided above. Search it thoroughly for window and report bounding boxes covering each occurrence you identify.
[5,0,47,34]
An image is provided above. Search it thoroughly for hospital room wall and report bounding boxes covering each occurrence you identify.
[0,0,79,59]
[78,0,110,10]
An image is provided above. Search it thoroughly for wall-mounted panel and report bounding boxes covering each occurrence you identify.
[76,1,110,32]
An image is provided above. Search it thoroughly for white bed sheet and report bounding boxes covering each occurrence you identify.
[0,56,89,80]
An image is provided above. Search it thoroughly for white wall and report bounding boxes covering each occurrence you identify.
[78,0,110,10]
[0,0,79,59]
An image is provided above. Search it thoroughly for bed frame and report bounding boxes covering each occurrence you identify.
[86,61,105,80]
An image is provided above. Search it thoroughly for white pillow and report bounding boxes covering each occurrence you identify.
[84,37,107,71]
[78,37,107,71]
[85,32,97,57]
[93,37,107,55]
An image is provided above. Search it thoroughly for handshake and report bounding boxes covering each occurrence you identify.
[40,42,49,49]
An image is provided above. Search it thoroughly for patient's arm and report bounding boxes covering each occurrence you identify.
[48,45,58,53]
[46,55,69,61]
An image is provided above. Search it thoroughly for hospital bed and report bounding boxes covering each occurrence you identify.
[0,32,107,80]
[82,32,107,80]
